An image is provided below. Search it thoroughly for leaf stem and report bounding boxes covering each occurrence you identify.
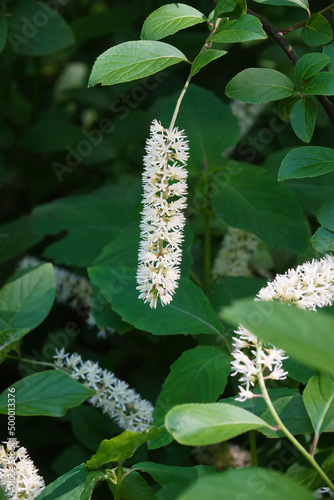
[6,355,55,368]
[281,3,334,33]
[247,8,334,126]
[249,430,258,467]
[115,462,123,500]
[256,343,334,492]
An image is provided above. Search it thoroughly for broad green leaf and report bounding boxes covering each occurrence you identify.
[86,427,162,469]
[191,50,227,76]
[165,403,271,445]
[317,200,334,231]
[88,266,223,336]
[287,450,334,492]
[279,146,334,180]
[89,41,188,87]
[36,464,106,500]
[0,371,94,416]
[141,4,206,41]
[303,72,334,95]
[323,43,334,72]
[151,84,240,173]
[177,467,314,500]
[283,357,315,384]
[0,327,29,365]
[133,462,215,487]
[19,118,88,154]
[311,227,334,253]
[294,52,330,84]
[71,8,137,43]
[252,0,309,11]
[0,13,7,54]
[210,14,267,44]
[213,0,239,17]
[0,264,55,330]
[8,0,75,56]
[108,470,157,500]
[0,214,43,263]
[303,373,334,436]
[225,68,296,103]
[150,346,231,448]
[208,277,267,312]
[210,164,310,253]
[290,97,317,143]
[31,192,132,266]
[301,14,333,47]
[221,299,334,375]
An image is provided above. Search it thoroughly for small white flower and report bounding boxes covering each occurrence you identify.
[136,119,189,308]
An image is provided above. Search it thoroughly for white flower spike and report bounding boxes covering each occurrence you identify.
[137,119,189,308]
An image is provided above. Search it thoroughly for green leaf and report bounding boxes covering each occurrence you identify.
[0,214,43,263]
[210,164,310,253]
[301,14,333,47]
[177,467,314,500]
[88,266,223,336]
[133,462,215,487]
[290,97,317,143]
[88,41,188,87]
[8,0,75,56]
[213,0,239,17]
[303,373,334,436]
[311,227,334,254]
[287,450,334,492]
[317,200,334,231]
[279,146,334,180]
[0,12,7,54]
[150,346,231,448]
[210,14,267,44]
[294,52,330,84]
[191,50,227,76]
[36,464,106,500]
[252,0,309,11]
[165,403,271,445]
[323,42,334,72]
[303,72,334,95]
[0,371,94,416]
[225,68,296,103]
[31,192,132,266]
[86,427,162,469]
[141,3,206,41]
[0,327,29,365]
[0,264,55,330]
[152,84,240,173]
[109,470,157,500]
[221,299,334,375]
[208,277,267,312]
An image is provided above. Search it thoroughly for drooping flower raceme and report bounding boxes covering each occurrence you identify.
[231,254,334,402]
[54,349,153,432]
[256,254,334,311]
[18,256,113,339]
[136,119,189,309]
[212,227,259,279]
[0,438,45,499]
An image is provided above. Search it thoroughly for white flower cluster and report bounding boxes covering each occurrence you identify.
[231,254,334,402]
[231,326,288,402]
[136,119,189,309]
[54,349,153,432]
[18,256,113,339]
[212,227,259,279]
[314,486,334,498]
[0,438,45,499]
[257,254,334,311]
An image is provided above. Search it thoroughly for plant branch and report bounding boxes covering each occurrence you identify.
[282,3,334,33]
[247,9,334,126]
[256,343,334,492]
